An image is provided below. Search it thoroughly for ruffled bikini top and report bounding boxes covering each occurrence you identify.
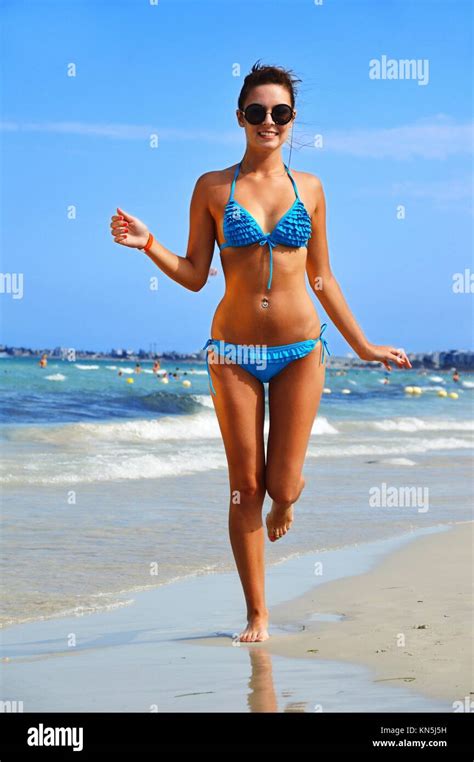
[219,161,312,290]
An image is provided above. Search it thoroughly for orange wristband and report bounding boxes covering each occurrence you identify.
[142,233,154,252]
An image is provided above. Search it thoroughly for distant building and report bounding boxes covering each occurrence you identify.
[2,343,474,368]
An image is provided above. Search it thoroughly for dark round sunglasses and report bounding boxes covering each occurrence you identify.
[239,103,294,126]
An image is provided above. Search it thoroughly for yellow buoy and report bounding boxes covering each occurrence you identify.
[412,386,422,395]
[161,377,169,384]
[342,388,351,394]
[182,379,191,387]
[405,386,414,394]
[126,378,134,384]
[448,392,459,399]
[437,389,448,397]
[323,387,331,394]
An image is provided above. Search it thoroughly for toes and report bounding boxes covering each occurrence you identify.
[237,625,269,643]
[265,517,273,536]
[266,522,277,542]
[238,628,265,642]
[265,509,294,542]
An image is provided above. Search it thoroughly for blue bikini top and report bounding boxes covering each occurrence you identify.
[219,161,312,290]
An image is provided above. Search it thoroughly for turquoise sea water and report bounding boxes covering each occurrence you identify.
[1,356,472,627]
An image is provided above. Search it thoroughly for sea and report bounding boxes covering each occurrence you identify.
[1,355,472,628]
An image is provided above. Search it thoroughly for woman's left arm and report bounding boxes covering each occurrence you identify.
[305,175,412,372]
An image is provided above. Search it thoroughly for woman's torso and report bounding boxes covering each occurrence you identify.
[208,163,321,345]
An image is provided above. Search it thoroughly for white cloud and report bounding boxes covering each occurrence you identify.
[320,115,473,159]
[390,177,472,201]
[1,114,472,159]
[0,120,238,143]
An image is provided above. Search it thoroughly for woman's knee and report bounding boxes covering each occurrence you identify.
[230,477,266,505]
[266,475,305,506]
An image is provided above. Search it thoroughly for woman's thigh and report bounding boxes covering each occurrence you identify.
[266,344,326,499]
[209,356,266,494]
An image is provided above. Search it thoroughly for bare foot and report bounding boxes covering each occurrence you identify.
[265,503,294,542]
[238,611,269,642]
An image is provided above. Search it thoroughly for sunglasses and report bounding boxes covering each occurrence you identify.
[239,103,294,126]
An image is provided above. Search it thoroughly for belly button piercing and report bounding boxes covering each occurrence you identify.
[261,297,269,309]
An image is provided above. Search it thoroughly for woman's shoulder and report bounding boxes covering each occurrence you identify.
[193,167,237,210]
[195,165,237,187]
[290,168,324,214]
[292,167,323,190]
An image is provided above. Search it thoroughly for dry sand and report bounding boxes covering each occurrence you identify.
[265,522,473,704]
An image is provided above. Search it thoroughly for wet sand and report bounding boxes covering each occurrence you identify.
[1,524,469,712]
[264,522,473,705]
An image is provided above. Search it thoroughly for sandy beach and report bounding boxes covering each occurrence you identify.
[265,521,473,705]
[2,360,472,713]
[1,522,471,713]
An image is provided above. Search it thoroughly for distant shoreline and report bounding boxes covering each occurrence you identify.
[1,346,473,370]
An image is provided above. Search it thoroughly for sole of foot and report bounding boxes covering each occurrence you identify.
[265,504,294,542]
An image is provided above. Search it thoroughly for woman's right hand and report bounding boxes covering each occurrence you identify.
[110,207,150,249]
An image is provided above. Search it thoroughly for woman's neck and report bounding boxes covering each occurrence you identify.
[240,152,286,178]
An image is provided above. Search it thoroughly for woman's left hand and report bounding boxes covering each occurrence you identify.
[358,343,413,372]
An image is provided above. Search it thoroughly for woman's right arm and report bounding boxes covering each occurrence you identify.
[110,173,216,292]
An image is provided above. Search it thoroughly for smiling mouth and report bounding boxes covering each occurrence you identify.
[258,131,278,136]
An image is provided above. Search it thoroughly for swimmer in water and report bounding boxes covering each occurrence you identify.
[152,360,161,373]
[135,363,141,374]
[452,368,460,383]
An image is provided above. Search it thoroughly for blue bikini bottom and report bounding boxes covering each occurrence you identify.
[202,323,330,396]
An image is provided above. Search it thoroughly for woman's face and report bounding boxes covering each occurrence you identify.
[237,84,295,151]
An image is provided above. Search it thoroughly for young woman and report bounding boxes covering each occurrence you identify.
[110,62,412,644]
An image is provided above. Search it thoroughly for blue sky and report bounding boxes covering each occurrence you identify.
[1,0,472,355]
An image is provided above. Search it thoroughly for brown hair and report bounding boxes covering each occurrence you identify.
[237,60,302,111]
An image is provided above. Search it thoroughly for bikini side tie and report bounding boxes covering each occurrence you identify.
[318,322,331,364]
[202,338,217,395]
